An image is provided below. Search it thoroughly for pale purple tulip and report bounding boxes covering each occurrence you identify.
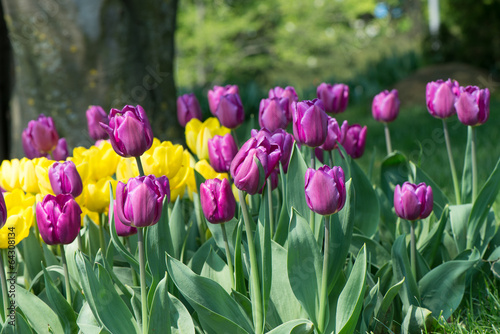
[340,121,367,159]
[177,93,202,127]
[316,83,349,114]
[372,89,400,123]
[394,182,433,221]
[426,79,460,119]
[22,114,60,158]
[455,86,490,126]
[208,133,238,173]
[49,161,83,198]
[258,97,289,132]
[86,105,109,140]
[208,85,239,115]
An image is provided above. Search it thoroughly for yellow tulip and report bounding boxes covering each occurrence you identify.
[0,159,22,192]
[34,157,56,196]
[80,206,101,226]
[71,141,120,181]
[195,160,228,181]
[116,157,139,183]
[185,118,230,160]
[0,208,30,248]
[79,177,116,213]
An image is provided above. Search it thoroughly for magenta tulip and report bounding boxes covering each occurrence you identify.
[49,161,83,198]
[269,86,298,121]
[86,105,109,140]
[305,165,346,215]
[100,105,154,157]
[200,178,236,224]
[455,86,490,126]
[208,133,238,173]
[316,83,349,114]
[340,121,367,159]
[51,138,69,161]
[292,99,328,148]
[372,89,400,123]
[251,128,294,173]
[22,114,60,158]
[426,79,460,119]
[208,85,239,115]
[319,116,341,151]
[0,191,6,229]
[177,93,202,127]
[258,97,289,132]
[215,93,245,129]
[112,202,137,237]
[394,182,433,221]
[36,194,82,245]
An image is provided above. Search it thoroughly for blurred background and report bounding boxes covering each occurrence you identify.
[1,0,499,191]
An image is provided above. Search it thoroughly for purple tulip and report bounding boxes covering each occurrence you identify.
[115,175,169,228]
[0,191,6,229]
[372,89,400,123]
[251,128,294,173]
[455,86,490,126]
[22,114,60,158]
[258,97,289,132]
[208,133,238,173]
[49,161,83,198]
[305,165,346,215]
[426,79,460,119]
[269,86,298,121]
[292,99,329,148]
[200,178,236,224]
[86,105,110,140]
[36,194,82,245]
[340,121,367,159]
[100,105,154,157]
[230,136,281,195]
[215,93,245,129]
[177,93,202,127]
[316,83,349,114]
[112,202,137,237]
[394,182,433,221]
[208,85,239,115]
[319,116,341,151]
[51,138,69,161]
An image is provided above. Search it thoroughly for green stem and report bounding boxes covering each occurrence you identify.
[0,250,8,322]
[137,228,148,334]
[194,193,206,244]
[135,156,145,177]
[220,223,235,290]
[60,245,72,306]
[310,210,316,238]
[231,129,240,148]
[76,233,83,252]
[125,237,139,286]
[318,215,330,334]
[267,178,274,239]
[238,190,263,334]
[310,146,315,169]
[384,123,393,156]
[98,213,106,254]
[328,150,334,167]
[471,126,478,202]
[410,221,417,281]
[443,120,461,204]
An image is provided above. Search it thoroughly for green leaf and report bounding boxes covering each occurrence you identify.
[266,320,314,334]
[77,302,105,334]
[350,234,391,270]
[336,245,367,334]
[286,144,309,219]
[75,252,141,334]
[380,152,408,201]
[188,237,217,274]
[461,126,473,204]
[351,160,380,236]
[166,254,253,334]
[374,278,405,332]
[274,162,290,246]
[401,305,435,334]
[169,197,188,260]
[419,249,480,320]
[392,235,420,311]
[169,293,196,334]
[42,266,78,334]
[287,209,322,328]
[2,311,32,334]
[17,229,44,282]
[419,206,449,267]
[15,285,64,333]
[450,204,472,253]
[411,162,450,219]
[200,248,232,294]
[147,198,174,282]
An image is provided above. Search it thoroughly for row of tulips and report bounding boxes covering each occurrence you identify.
[0,77,497,334]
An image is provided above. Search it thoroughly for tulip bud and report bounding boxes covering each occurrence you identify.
[316,83,349,114]
[426,79,460,119]
[340,121,367,159]
[100,105,154,157]
[115,175,169,228]
[251,128,294,173]
[269,86,298,121]
[394,182,433,221]
[319,116,341,151]
[112,202,137,237]
[49,161,83,198]
[258,97,289,132]
[292,99,329,148]
[305,165,346,215]
[0,191,6,229]
[86,105,110,140]
[455,86,490,126]
[36,194,82,245]
[372,89,400,123]
[200,178,236,224]
[22,114,60,158]
[215,94,245,129]
[51,138,69,161]
[177,93,202,127]
[208,133,238,173]
[208,85,239,115]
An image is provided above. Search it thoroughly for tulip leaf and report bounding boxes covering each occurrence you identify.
[468,157,500,254]
[349,234,391,270]
[373,278,405,332]
[2,311,32,334]
[273,162,289,246]
[75,252,141,334]
[336,245,367,334]
[41,266,78,334]
[266,320,314,334]
[380,152,409,202]
[15,285,65,334]
[188,237,218,274]
[461,126,473,204]
[286,144,310,219]
[392,235,420,311]
[401,305,436,334]
[200,248,232,294]
[411,162,449,219]
[16,229,44,282]
[351,160,380,237]
[450,204,472,254]
[233,219,247,295]
[76,302,106,334]
[419,206,449,267]
[419,249,480,320]
[147,198,174,282]
[287,208,322,329]
[206,218,238,265]
[166,254,254,334]
[170,197,188,260]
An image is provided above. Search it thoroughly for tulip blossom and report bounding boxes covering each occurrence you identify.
[49,161,83,198]
[19,158,40,194]
[258,97,289,132]
[177,93,202,127]
[36,194,82,245]
[208,133,238,173]
[51,138,69,161]
[22,114,60,158]
[340,121,367,159]
[100,105,154,157]
[0,191,6,229]
[86,105,109,140]
[269,86,298,121]
[208,85,239,115]
[215,94,245,129]
[0,190,33,248]
[455,86,490,126]
[115,175,169,228]
[316,83,349,114]
[319,116,341,151]
[112,202,137,237]
[251,128,294,173]
[200,178,236,224]
[185,117,230,160]
[426,79,460,119]
[394,182,433,221]
[305,165,346,215]
[372,89,400,123]
[292,99,329,148]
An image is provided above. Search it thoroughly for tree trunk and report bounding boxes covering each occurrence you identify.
[2,0,180,159]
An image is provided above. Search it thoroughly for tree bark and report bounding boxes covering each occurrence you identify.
[2,0,180,159]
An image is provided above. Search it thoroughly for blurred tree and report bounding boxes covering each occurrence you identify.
[1,0,179,159]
